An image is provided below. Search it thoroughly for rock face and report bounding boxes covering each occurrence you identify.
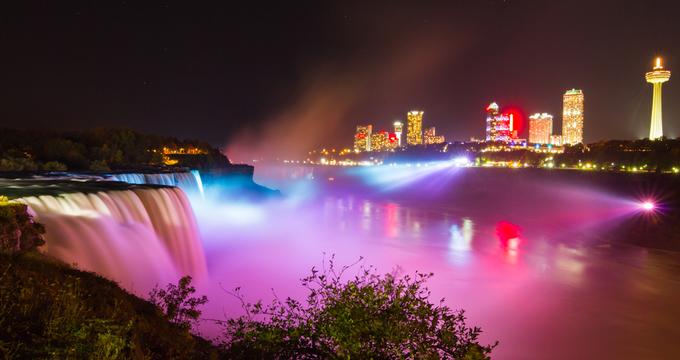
[0,200,45,253]
[201,165,281,199]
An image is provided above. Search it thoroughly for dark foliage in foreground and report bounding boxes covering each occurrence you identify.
[220,257,496,359]
[1,210,492,358]
[149,275,208,331]
[0,252,219,359]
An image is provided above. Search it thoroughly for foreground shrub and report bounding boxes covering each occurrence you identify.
[149,275,208,331]
[0,253,219,359]
[221,257,496,359]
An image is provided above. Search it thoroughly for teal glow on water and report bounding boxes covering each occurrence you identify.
[193,165,680,359]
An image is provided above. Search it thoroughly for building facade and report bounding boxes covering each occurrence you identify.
[393,121,403,147]
[424,126,445,145]
[550,135,563,146]
[354,125,372,152]
[562,89,584,145]
[370,131,389,152]
[485,102,513,142]
[407,110,423,145]
[528,113,553,144]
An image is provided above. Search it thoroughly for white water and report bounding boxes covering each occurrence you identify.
[109,171,205,199]
[18,187,206,294]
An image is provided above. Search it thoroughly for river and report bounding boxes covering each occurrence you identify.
[194,164,680,359]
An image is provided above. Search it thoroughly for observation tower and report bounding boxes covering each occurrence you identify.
[646,57,671,140]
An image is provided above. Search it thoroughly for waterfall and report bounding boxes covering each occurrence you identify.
[109,171,205,198]
[18,187,207,294]
[191,169,206,199]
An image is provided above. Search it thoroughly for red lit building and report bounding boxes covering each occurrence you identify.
[485,102,517,143]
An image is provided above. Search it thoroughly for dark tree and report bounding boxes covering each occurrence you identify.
[149,276,208,331]
[221,257,496,359]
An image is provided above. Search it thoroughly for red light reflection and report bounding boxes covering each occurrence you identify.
[496,221,522,264]
[496,221,520,246]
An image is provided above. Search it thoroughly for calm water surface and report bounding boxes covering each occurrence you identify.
[196,166,680,359]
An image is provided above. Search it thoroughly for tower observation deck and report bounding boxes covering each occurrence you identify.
[646,57,671,140]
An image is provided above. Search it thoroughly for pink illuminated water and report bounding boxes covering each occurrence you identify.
[193,166,680,359]
[15,168,680,358]
[20,187,206,293]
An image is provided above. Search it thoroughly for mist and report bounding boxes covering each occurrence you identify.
[224,16,468,162]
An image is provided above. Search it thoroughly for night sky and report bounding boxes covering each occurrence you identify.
[3,0,680,160]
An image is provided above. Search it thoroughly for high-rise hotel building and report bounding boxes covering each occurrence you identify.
[407,110,424,145]
[370,131,389,152]
[562,89,584,145]
[528,113,553,144]
[485,102,513,142]
[354,125,372,152]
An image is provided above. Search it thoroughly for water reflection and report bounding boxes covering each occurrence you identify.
[199,172,680,359]
[496,221,522,264]
[449,218,473,252]
[384,203,399,238]
[361,200,372,230]
[448,218,474,265]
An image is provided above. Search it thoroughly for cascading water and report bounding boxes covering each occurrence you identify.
[191,169,206,199]
[109,171,205,199]
[18,186,206,294]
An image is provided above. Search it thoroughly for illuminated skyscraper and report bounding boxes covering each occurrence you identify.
[562,89,584,145]
[370,131,389,152]
[424,127,445,145]
[529,113,553,144]
[407,110,423,145]
[485,102,512,142]
[393,121,403,147]
[646,57,671,140]
[354,125,372,152]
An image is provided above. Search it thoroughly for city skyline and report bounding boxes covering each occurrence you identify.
[346,63,671,153]
[319,54,679,153]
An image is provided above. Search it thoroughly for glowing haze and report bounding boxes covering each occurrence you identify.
[226,29,462,162]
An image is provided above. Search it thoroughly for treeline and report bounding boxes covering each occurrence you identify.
[0,128,229,172]
[449,139,680,171]
[381,139,680,171]
[554,138,680,171]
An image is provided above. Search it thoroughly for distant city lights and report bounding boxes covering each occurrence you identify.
[452,156,471,167]
[290,59,679,174]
